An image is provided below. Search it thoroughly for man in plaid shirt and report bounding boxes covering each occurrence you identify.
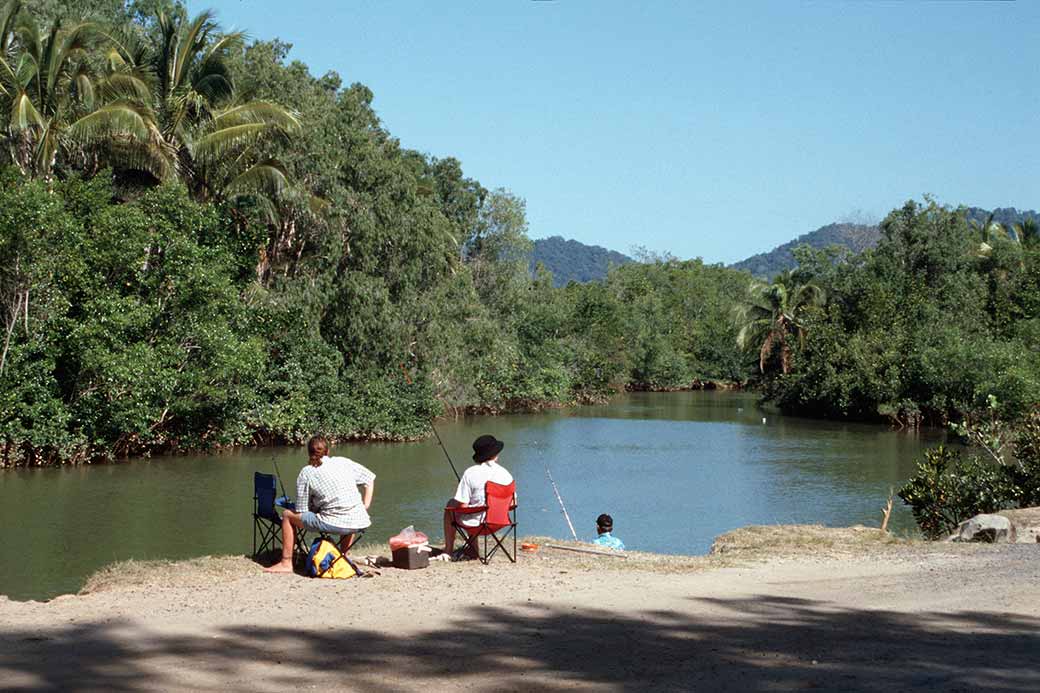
[264,436,376,573]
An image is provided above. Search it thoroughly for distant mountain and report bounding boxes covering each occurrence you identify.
[732,207,1040,278]
[731,223,879,279]
[963,206,1040,230]
[530,236,633,286]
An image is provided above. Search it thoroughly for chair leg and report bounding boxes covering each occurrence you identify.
[484,526,517,564]
[454,523,481,560]
[253,517,282,561]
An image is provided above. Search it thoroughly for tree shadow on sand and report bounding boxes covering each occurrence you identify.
[2,595,1038,691]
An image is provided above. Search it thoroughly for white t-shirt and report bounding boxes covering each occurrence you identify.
[453,460,513,527]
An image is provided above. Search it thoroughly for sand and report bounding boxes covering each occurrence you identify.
[2,527,1039,692]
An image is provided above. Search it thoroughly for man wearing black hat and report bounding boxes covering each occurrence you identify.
[443,434,514,557]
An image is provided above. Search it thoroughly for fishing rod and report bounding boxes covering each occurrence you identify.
[399,362,461,481]
[431,422,462,482]
[544,461,578,541]
[272,456,290,502]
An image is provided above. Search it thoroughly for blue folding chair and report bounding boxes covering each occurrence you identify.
[253,472,282,560]
[252,472,309,562]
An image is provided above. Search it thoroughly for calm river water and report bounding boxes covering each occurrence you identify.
[1,391,942,601]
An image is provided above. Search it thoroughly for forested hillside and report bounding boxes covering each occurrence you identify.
[733,207,1039,278]
[530,236,632,286]
[732,223,880,278]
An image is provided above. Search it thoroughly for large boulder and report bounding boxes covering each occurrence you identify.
[948,514,1017,543]
[997,507,1040,544]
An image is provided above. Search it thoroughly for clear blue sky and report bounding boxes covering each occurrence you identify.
[189,1,1039,264]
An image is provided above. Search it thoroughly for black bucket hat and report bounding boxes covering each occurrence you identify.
[472,434,505,463]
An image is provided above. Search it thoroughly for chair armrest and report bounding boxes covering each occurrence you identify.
[447,504,488,514]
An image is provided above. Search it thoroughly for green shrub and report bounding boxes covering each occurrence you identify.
[899,407,1040,539]
[897,445,1014,539]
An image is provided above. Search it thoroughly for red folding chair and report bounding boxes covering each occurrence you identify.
[447,480,517,564]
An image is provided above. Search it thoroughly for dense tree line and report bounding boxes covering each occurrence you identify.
[745,200,1040,427]
[0,2,751,465]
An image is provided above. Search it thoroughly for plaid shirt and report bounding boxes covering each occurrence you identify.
[296,456,376,529]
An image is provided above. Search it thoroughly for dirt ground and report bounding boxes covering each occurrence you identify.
[2,526,1039,692]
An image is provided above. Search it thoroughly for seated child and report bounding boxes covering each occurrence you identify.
[593,513,625,550]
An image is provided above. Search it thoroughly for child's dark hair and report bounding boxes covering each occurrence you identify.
[596,513,613,532]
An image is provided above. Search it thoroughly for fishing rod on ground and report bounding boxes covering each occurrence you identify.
[399,363,461,482]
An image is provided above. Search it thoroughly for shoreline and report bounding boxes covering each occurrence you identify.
[3,525,1038,691]
[0,524,951,604]
[0,385,749,469]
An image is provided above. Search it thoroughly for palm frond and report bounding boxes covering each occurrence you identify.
[72,64,94,109]
[224,159,288,199]
[194,121,267,157]
[0,55,15,94]
[14,10,41,64]
[68,99,156,142]
[192,69,233,104]
[98,71,153,102]
[0,0,22,54]
[32,117,60,175]
[172,11,218,90]
[209,100,300,131]
[102,135,177,180]
[9,89,42,130]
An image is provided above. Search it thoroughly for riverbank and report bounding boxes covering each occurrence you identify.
[3,526,1038,691]
[0,385,750,468]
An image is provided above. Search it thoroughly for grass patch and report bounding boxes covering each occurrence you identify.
[80,555,254,595]
[710,524,911,560]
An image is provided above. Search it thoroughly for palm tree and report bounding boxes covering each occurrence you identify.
[0,2,100,178]
[149,10,299,202]
[1011,218,1039,247]
[79,9,299,203]
[969,213,1010,256]
[736,271,825,374]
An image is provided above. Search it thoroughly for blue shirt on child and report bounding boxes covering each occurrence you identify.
[594,532,625,550]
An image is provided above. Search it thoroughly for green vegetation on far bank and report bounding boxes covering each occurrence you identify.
[747,200,1040,427]
[2,1,1038,469]
[0,1,752,466]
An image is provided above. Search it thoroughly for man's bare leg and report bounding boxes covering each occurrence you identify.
[264,510,302,573]
[338,532,359,554]
[443,499,460,553]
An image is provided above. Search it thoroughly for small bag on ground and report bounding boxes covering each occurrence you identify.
[388,525,428,550]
